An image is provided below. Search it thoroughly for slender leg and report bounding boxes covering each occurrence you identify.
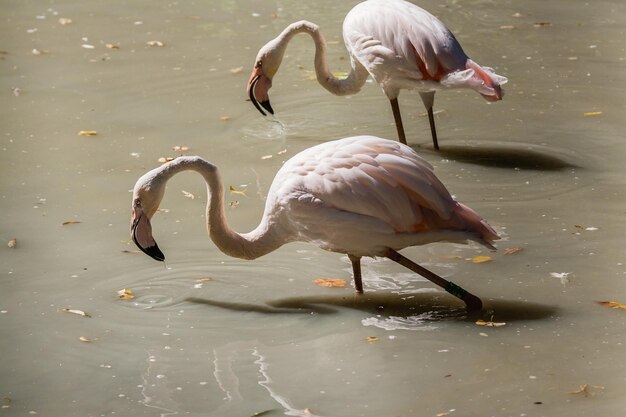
[419,91,439,150]
[383,248,482,311]
[427,107,439,150]
[348,254,363,293]
[389,98,408,145]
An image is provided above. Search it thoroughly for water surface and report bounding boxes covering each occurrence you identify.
[1,0,625,416]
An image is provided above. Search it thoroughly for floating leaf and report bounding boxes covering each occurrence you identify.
[158,157,175,164]
[229,200,240,208]
[277,149,287,155]
[471,255,493,264]
[105,43,120,49]
[146,40,164,47]
[194,277,212,283]
[78,130,97,136]
[219,115,231,121]
[79,336,93,343]
[7,238,16,248]
[58,17,73,25]
[366,336,379,342]
[596,300,626,310]
[261,154,273,160]
[504,247,523,255]
[181,190,195,199]
[476,319,506,327]
[172,145,189,152]
[583,111,602,117]
[229,185,247,196]
[61,308,91,318]
[62,220,81,226]
[569,384,604,397]
[117,288,135,300]
[314,278,347,288]
[229,66,244,74]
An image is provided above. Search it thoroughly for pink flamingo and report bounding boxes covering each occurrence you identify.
[131,136,498,310]
[247,0,507,149]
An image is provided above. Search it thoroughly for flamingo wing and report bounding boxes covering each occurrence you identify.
[270,136,456,234]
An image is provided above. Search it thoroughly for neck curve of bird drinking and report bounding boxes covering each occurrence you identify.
[277,20,369,96]
[156,157,285,260]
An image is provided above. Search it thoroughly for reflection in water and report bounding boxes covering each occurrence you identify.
[211,341,325,417]
[139,350,179,417]
[252,348,326,417]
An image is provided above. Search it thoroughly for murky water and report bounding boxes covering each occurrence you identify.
[2,0,625,416]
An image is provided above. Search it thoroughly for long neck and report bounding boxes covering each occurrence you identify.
[278,20,369,96]
[161,157,286,260]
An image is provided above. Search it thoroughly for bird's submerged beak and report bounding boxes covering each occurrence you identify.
[131,207,165,262]
[247,67,274,116]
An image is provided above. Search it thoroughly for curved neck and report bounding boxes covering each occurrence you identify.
[161,157,286,260]
[278,20,369,96]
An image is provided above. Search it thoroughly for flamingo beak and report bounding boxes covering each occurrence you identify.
[131,207,165,262]
[247,67,274,116]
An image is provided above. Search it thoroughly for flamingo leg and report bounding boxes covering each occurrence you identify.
[383,248,482,311]
[348,254,363,293]
[427,107,439,150]
[419,92,439,150]
[389,98,408,145]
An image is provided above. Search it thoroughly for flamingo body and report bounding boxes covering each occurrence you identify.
[131,136,497,306]
[247,0,507,148]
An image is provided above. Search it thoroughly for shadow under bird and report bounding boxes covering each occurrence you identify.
[130,136,499,310]
[247,0,507,149]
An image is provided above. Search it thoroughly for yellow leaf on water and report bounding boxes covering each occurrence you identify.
[58,17,73,25]
[60,308,91,318]
[596,300,626,310]
[78,130,97,136]
[331,70,349,79]
[219,115,231,121]
[583,111,602,117]
[117,288,135,300]
[146,40,164,47]
[314,278,347,288]
[471,255,493,264]
[504,247,523,255]
[79,336,93,343]
[158,157,175,164]
[366,336,379,342]
[229,185,247,196]
[182,190,195,199]
[7,238,16,248]
[476,319,506,327]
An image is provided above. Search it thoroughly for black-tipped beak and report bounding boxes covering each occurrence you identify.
[249,75,269,116]
[131,216,165,262]
[259,99,274,115]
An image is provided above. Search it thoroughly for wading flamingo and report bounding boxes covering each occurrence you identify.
[131,136,498,310]
[247,0,507,149]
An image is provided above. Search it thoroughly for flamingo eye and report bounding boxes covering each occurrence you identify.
[255,60,262,68]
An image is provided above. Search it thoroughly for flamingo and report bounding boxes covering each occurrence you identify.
[130,136,498,310]
[247,0,507,149]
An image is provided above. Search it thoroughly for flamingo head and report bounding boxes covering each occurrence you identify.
[130,171,166,262]
[247,40,285,116]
